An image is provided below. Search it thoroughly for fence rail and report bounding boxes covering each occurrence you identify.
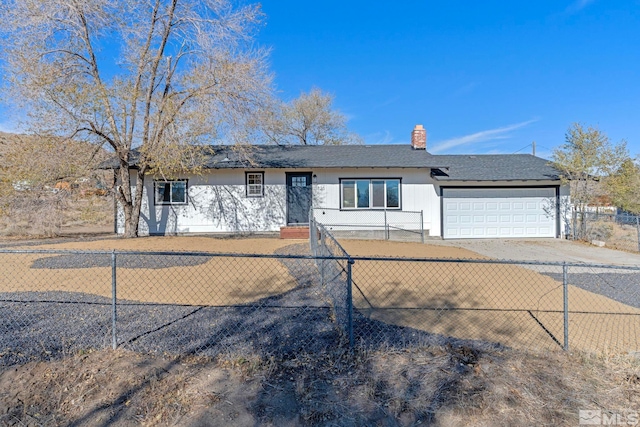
[311,207,425,243]
[1,236,639,366]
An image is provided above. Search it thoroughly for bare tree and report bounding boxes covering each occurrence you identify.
[0,0,272,237]
[552,123,629,213]
[263,88,362,145]
[607,157,640,214]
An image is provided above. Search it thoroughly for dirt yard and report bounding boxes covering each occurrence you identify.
[1,237,640,425]
[0,236,485,309]
[1,236,637,352]
[342,240,640,353]
[1,237,305,306]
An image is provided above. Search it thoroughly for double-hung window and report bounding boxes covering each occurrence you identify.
[341,179,401,209]
[154,180,187,205]
[246,172,264,197]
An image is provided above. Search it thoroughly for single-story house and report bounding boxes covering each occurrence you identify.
[113,125,569,239]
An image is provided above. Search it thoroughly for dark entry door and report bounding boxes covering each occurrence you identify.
[286,172,313,225]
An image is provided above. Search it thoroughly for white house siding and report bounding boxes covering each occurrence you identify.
[311,168,438,235]
[117,169,568,239]
[118,170,287,235]
[118,167,439,236]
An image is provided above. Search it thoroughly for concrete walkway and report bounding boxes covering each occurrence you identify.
[426,238,640,266]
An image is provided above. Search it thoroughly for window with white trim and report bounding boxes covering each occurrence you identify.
[154,180,187,205]
[341,179,401,209]
[246,172,264,197]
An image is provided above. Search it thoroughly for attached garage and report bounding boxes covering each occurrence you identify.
[442,187,558,239]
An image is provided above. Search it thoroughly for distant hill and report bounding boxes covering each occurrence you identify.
[0,131,113,236]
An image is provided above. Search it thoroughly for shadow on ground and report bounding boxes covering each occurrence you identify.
[0,243,567,426]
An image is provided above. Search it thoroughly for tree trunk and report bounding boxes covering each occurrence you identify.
[130,169,146,237]
[117,165,141,238]
[122,203,136,238]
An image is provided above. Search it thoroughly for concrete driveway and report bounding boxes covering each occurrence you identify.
[427,238,640,266]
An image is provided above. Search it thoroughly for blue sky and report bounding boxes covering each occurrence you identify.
[258,0,640,158]
[1,0,639,159]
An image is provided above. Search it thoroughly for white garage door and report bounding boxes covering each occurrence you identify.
[442,188,557,239]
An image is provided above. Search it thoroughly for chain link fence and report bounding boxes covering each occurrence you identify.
[571,210,640,253]
[309,218,353,346]
[311,207,424,243]
[0,249,342,366]
[350,258,640,353]
[1,236,639,366]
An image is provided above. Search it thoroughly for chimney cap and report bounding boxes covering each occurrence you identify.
[413,124,425,130]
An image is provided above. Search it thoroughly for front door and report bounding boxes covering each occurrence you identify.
[286,172,313,225]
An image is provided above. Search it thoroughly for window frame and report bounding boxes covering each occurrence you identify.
[339,178,402,210]
[245,171,265,198]
[153,179,188,206]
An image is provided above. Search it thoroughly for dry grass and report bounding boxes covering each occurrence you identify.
[0,345,638,426]
[0,194,113,238]
[602,221,640,253]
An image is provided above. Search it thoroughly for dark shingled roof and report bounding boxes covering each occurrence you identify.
[200,144,450,169]
[430,154,560,182]
[108,144,561,182]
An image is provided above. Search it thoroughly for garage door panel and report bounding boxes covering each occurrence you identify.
[473,228,485,236]
[443,188,557,239]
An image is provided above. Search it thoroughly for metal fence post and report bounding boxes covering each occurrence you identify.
[111,250,117,350]
[320,229,325,286]
[384,210,388,240]
[420,210,425,244]
[636,217,640,253]
[346,258,354,349]
[563,262,569,351]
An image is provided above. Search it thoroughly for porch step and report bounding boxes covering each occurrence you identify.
[280,226,310,239]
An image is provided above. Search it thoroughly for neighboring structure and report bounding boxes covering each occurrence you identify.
[113,125,569,239]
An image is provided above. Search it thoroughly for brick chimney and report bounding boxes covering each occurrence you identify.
[411,124,427,150]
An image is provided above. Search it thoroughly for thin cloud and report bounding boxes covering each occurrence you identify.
[372,96,400,110]
[566,0,596,13]
[429,119,538,154]
[366,130,395,145]
[452,82,478,98]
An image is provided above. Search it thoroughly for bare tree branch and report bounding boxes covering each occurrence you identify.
[0,0,272,237]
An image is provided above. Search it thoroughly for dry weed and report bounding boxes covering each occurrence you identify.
[0,345,638,426]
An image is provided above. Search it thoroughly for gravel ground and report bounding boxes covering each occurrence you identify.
[541,271,640,310]
[0,243,500,366]
[31,253,213,269]
[0,238,636,367]
[0,291,112,366]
